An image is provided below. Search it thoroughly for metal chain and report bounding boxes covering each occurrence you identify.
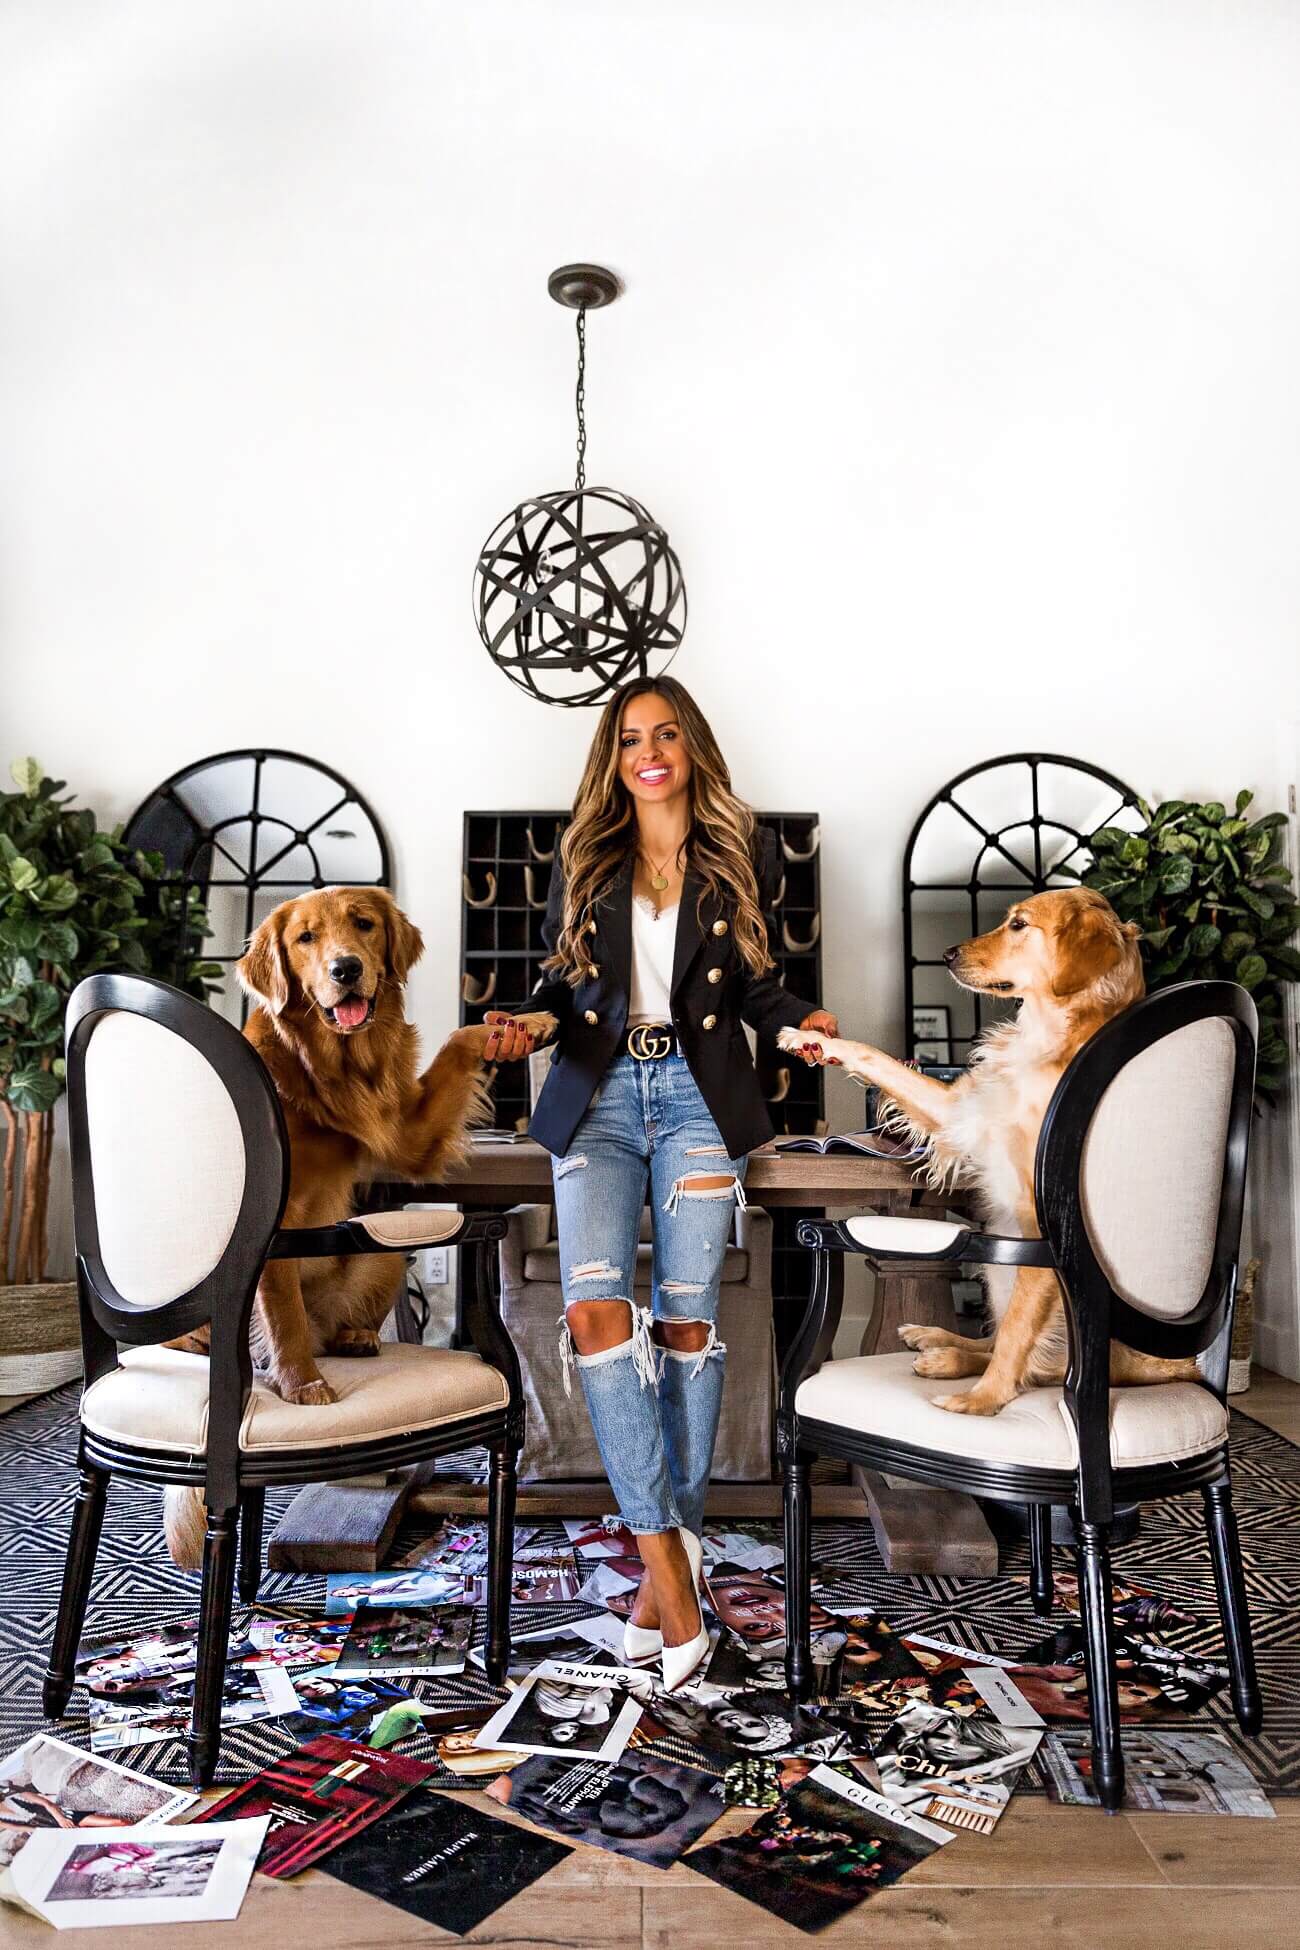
[574,307,587,491]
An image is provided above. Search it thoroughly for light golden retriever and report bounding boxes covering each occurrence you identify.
[780,887,1197,1415]
[164,885,552,1563]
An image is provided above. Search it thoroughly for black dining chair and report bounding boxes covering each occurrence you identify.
[780,980,1262,1811]
[44,973,523,1785]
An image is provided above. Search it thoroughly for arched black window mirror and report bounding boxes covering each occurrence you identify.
[903,753,1144,1064]
[124,750,391,1022]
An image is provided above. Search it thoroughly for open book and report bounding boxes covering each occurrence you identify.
[772,1128,926,1161]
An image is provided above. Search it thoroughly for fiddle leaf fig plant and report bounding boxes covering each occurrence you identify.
[0,758,221,1286]
[1083,790,1299,1101]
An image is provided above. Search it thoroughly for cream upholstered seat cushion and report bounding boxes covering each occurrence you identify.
[843,1216,967,1256]
[351,1210,465,1249]
[81,1343,508,1456]
[795,1351,1227,1471]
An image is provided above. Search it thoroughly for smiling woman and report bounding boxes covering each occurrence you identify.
[487,676,838,1696]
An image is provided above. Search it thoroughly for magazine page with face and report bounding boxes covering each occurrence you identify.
[326,1787,571,1933]
[332,1604,473,1679]
[623,1674,846,1771]
[0,1735,195,1881]
[474,1662,645,1765]
[1009,1626,1230,1723]
[871,1701,1043,1835]
[87,1664,298,1753]
[196,1734,434,1878]
[10,1817,269,1930]
[1041,1728,1274,1817]
[706,1573,834,1647]
[74,1621,254,1698]
[488,1751,726,1869]
[819,1613,934,1714]
[687,1763,951,1931]
[324,1569,467,1615]
[243,1614,350,1670]
[898,1638,1044,1727]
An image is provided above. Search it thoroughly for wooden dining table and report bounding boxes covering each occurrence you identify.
[268,1142,997,1577]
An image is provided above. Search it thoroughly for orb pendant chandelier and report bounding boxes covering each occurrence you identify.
[473,264,687,708]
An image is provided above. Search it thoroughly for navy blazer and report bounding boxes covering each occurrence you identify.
[524,826,816,1159]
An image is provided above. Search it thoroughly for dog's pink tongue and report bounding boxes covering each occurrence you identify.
[334,997,368,1029]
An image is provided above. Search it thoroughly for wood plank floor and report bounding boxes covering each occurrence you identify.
[3,1367,1296,1950]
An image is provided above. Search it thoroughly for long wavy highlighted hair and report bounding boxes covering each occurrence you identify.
[546,675,772,985]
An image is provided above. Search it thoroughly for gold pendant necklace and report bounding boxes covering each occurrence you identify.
[640,844,679,897]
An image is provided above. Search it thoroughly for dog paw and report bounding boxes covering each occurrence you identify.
[516,1010,557,1045]
[325,1327,380,1357]
[272,1373,339,1406]
[933,1390,1002,1416]
[913,1348,970,1379]
[899,1323,945,1351]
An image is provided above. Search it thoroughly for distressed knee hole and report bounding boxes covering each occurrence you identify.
[660,1281,706,1295]
[656,1318,727,1375]
[558,1301,657,1394]
[555,1153,588,1179]
[569,1259,623,1284]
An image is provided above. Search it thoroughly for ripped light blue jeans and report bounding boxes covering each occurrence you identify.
[552,1051,749,1537]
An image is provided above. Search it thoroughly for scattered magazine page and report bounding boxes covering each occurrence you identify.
[900,1636,1044,1726]
[332,1604,473,1680]
[818,1613,933,1713]
[700,1528,785,1573]
[196,1734,433,1878]
[324,1569,466,1615]
[437,1731,528,1782]
[326,1787,570,1933]
[0,1735,194,1882]
[87,1664,298,1753]
[243,1614,350,1670]
[398,1521,542,1572]
[469,1610,626,1684]
[687,1763,952,1933]
[871,1701,1043,1834]
[576,1560,640,1607]
[626,1675,846,1771]
[564,1518,641,1559]
[474,1661,645,1764]
[1013,1572,1203,1634]
[10,1816,268,1930]
[488,1751,726,1869]
[706,1573,834,1647]
[1010,1626,1229,1722]
[463,1556,582,1605]
[1041,1728,1274,1817]
[74,1621,253,1698]
[279,1674,423,1744]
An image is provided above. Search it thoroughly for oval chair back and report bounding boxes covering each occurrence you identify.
[1036,979,1257,1524]
[65,972,289,1513]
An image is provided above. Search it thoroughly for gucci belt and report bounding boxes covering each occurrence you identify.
[625,1022,677,1061]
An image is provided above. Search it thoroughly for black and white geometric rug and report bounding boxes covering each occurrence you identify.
[2,1383,1297,1793]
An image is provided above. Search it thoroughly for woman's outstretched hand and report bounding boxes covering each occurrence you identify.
[483,1011,539,1063]
[794,1009,840,1066]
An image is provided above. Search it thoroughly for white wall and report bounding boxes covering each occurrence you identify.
[4,2,1298,1357]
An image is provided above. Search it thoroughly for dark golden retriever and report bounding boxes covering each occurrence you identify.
[164,885,551,1564]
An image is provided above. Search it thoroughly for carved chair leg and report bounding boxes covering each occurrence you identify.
[238,1487,265,1606]
[1028,1503,1055,1617]
[1073,1515,1124,1812]
[189,1506,238,1789]
[783,1445,814,1701]
[485,1439,518,1686]
[44,1462,110,1718]
[1203,1477,1262,1734]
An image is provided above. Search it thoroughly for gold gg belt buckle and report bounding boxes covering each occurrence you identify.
[628,1023,672,1061]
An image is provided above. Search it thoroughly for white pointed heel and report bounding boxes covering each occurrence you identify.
[623,1621,663,1665]
[660,1527,710,1693]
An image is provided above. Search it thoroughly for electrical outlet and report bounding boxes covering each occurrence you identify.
[425,1247,449,1286]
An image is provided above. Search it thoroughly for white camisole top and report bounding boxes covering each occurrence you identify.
[627,895,679,1026]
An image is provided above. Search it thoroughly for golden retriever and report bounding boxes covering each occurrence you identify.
[779,887,1197,1415]
[163,885,552,1564]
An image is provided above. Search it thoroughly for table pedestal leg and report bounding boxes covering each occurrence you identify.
[854,1201,998,1575]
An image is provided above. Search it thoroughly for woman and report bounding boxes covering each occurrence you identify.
[485,676,835,1691]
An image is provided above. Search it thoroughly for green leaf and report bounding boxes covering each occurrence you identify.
[1235,953,1268,991]
[1235,789,1254,815]
[1158,856,1194,896]
[1150,800,1191,829]
[1185,923,1222,959]
[1240,887,1275,921]
[38,874,79,912]
[6,1064,61,1113]
[8,857,38,892]
[1091,826,1136,854]
[9,757,42,794]
[51,1056,65,1079]
[81,840,115,869]
[1221,931,1256,963]
[1201,802,1226,825]
[1142,927,1175,950]
[0,992,30,1023]
[1265,944,1300,980]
